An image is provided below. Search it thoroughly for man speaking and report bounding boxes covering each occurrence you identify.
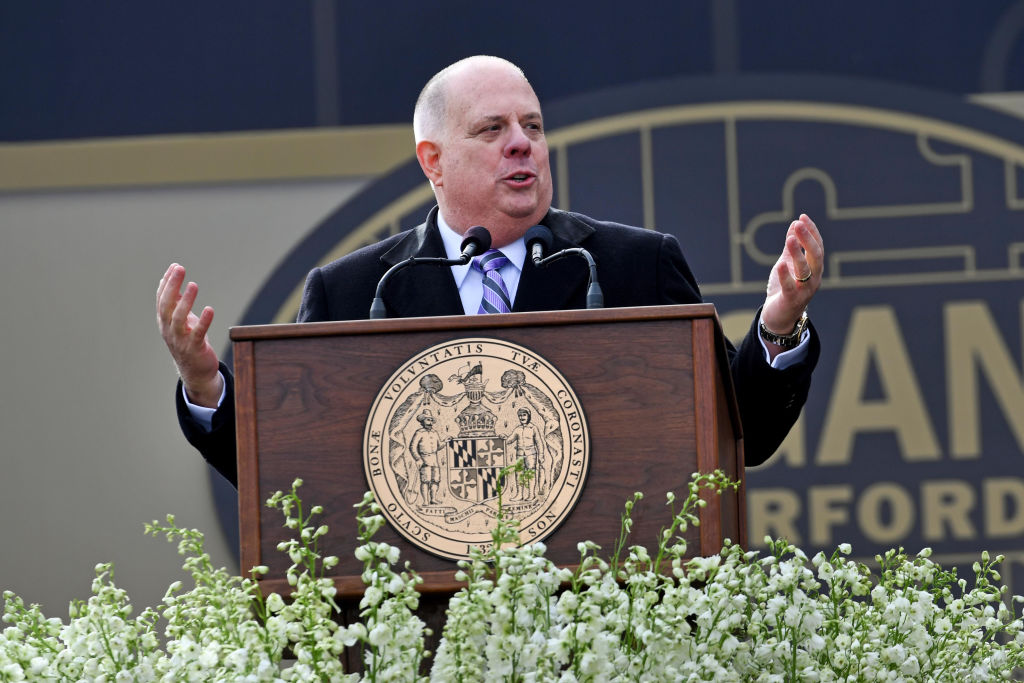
[157,56,824,486]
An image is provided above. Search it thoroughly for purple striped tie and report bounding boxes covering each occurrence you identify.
[473,249,513,314]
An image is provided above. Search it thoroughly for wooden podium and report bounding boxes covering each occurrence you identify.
[230,303,746,616]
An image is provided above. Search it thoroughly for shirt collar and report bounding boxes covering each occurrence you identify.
[437,212,526,287]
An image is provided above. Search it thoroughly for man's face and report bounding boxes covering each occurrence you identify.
[430,63,553,244]
[519,412,530,425]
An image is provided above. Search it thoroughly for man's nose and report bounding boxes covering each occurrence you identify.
[504,125,532,157]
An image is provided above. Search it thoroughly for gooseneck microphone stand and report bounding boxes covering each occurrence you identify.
[369,226,492,319]
[526,224,603,309]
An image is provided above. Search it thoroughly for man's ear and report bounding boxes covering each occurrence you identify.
[416,140,442,186]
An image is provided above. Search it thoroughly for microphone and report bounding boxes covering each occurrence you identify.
[459,225,492,262]
[369,226,493,319]
[525,225,553,265]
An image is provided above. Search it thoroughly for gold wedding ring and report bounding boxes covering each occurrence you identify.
[796,271,812,283]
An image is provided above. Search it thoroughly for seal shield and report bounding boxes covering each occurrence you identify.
[363,338,591,560]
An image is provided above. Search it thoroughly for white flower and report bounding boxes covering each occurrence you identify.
[361,586,383,609]
[198,643,220,668]
[8,479,1024,683]
[338,622,366,647]
[265,592,285,613]
[901,654,921,676]
[28,657,47,675]
[1,663,25,681]
[368,622,391,651]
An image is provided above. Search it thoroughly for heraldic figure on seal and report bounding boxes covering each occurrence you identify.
[364,338,590,560]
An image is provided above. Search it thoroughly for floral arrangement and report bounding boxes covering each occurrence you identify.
[3,471,1024,681]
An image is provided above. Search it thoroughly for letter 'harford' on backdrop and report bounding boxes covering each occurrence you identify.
[363,338,591,560]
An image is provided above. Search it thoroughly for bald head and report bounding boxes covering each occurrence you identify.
[413,56,530,143]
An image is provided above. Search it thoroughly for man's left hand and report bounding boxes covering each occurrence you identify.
[761,214,824,353]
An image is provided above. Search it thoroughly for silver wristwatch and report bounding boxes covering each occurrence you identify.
[759,311,809,350]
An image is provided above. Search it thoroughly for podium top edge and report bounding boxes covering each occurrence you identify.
[229,303,719,341]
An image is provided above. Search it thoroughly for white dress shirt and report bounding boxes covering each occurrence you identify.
[436,212,525,315]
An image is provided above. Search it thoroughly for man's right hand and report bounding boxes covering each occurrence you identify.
[156,263,224,408]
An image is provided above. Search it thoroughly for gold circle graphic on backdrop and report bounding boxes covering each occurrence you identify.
[363,338,591,560]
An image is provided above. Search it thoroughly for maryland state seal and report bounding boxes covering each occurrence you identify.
[363,338,591,560]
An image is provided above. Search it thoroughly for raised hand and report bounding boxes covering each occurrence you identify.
[761,214,824,356]
[156,263,224,408]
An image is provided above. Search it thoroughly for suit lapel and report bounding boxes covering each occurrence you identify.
[379,207,464,318]
[512,209,595,313]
